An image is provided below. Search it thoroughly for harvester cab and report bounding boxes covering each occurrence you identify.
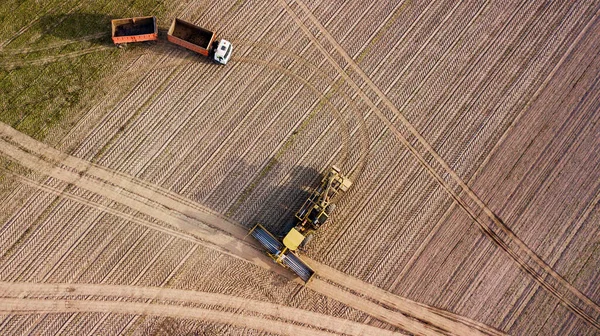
[249,166,352,283]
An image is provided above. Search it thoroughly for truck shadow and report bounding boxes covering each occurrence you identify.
[39,12,116,45]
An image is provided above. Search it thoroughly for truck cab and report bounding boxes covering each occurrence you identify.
[213,39,233,65]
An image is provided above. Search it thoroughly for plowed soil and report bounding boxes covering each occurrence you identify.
[0,0,598,335]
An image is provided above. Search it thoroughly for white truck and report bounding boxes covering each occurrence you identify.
[167,18,233,65]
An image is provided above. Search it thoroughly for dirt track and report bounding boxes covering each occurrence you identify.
[279,0,600,329]
[0,282,402,336]
[1,0,599,334]
[0,122,502,336]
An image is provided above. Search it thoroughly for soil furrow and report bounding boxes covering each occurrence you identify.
[283,0,600,326]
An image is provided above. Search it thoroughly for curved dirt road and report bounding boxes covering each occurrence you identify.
[0,122,505,336]
[277,0,600,330]
[0,282,401,336]
[1,298,340,336]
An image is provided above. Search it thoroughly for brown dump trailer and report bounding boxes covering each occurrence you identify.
[111,16,158,45]
[167,18,215,57]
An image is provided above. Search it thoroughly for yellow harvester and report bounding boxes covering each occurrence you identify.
[250,166,352,282]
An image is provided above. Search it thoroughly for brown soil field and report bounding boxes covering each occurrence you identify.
[0,0,599,335]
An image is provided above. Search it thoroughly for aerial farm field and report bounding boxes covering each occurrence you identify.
[0,0,599,335]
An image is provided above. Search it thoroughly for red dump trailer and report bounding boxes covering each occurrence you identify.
[111,16,158,45]
[167,18,233,64]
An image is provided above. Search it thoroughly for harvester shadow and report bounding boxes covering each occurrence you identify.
[179,158,326,289]
[204,158,319,236]
[204,159,319,287]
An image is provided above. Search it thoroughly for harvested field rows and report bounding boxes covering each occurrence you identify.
[0,123,504,336]
[0,0,598,334]
[278,0,600,330]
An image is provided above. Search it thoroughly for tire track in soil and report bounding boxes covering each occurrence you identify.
[233,43,370,183]
[3,176,188,330]
[171,51,331,203]
[184,58,349,204]
[310,0,479,264]
[432,2,600,325]
[0,198,133,332]
[0,46,112,70]
[373,0,585,313]
[0,282,401,336]
[209,9,374,198]
[280,0,600,329]
[0,123,505,336]
[0,134,438,335]
[477,53,600,331]
[212,54,369,216]
[216,57,353,206]
[0,299,337,336]
[0,33,109,55]
[0,167,413,336]
[216,51,371,223]
[319,0,490,271]
[370,1,600,326]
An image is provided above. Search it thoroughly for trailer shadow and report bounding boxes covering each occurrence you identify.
[37,13,220,63]
[39,12,117,45]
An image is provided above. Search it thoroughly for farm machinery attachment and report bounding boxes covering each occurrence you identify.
[249,166,352,283]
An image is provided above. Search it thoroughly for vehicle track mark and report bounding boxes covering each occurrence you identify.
[0,149,438,335]
[0,131,440,335]
[280,0,600,328]
[0,282,402,336]
[217,43,369,212]
[0,33,109,55]
[0,299,338,336]
[223,57,353,216]
[320,0,491,269]
[0,46,113,70]
[0,122,505,336]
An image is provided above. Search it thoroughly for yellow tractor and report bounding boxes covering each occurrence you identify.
[250,166,352,282]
